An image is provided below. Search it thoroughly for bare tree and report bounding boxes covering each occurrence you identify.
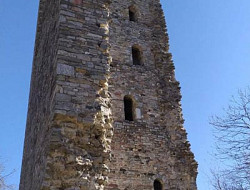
[0,162,14,190]
[210,88,250,189]
[210,169,247,190]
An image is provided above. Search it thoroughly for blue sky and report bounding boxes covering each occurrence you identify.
[0,0,250,189]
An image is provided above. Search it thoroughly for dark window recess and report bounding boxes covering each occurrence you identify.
[132,46,142,65]
[154,180,163,190]
[124,96,134,121]
[129,9,136,21]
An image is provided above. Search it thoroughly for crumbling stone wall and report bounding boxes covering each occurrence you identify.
[20,0,197,189]
[105,0,197,189]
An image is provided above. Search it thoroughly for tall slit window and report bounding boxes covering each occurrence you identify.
[124,96,134,121]
[154,180,163,190]
[132,45,142,65]
[129,6,137,22]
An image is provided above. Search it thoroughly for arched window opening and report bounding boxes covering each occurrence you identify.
[132,45,142,65]
[124,96,134,121]
[154,180,163,190]
[129,6,137,22]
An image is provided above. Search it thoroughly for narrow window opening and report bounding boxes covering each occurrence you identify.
[129,10,136,21]
[129,6,137,22]
[132,46,142,65]
[124,96,134,121]
[154,180,163,190]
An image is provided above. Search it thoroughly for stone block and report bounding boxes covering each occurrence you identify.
[57,63,75,76]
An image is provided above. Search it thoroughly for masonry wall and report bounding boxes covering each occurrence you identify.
[20,0,197,189]
[106,0,197,189]
[19,0,60,189]
[42,0,113,189]
[20,0,113,189]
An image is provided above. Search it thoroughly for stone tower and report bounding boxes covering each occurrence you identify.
[20,0,197,189]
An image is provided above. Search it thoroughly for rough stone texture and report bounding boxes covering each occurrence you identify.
[19,0,60,189]
[20,0,198,190]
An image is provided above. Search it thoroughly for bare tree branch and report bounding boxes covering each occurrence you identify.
[0,161,15,190]
[210,168,248,190]
[210,88,250,189]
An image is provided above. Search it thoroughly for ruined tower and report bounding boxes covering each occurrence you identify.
[20,0,197,189]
